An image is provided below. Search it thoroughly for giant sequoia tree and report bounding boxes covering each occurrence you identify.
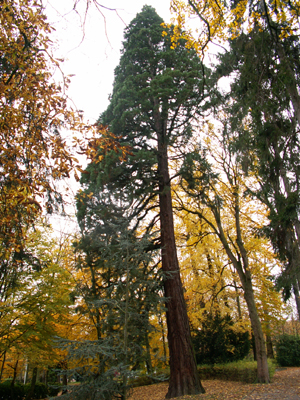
[77,5,209,397]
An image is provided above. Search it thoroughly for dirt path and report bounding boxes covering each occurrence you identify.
[242,368,300,399]
[128,367,300,400]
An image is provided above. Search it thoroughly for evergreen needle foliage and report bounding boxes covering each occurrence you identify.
[60,209,163,400]
[76,5,210,397]
[216,28,300,306]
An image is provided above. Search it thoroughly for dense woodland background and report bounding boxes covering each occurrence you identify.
[1,0,300,399]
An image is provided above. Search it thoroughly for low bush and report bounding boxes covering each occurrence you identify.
[24,381,48,399]
[47,383,64,397]
[0,380,25,400]
[0,379,52,400]
[276,334,300,367]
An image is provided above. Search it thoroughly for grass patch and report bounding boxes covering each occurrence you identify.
[198,359,277,383]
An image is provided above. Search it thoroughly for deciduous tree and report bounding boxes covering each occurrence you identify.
[178,129,285,382]
[0,0,86,282]
[0,223,76,387]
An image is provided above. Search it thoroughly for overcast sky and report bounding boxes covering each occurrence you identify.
[45,1,172,123]
[43,1,172,232]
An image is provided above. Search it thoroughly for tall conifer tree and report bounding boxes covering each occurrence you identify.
[216,29,300,318]
[77,5,209,397]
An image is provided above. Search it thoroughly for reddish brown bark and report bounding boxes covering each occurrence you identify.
[157,126,204,398]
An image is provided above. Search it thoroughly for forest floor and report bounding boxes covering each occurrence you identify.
[128,367,300,400]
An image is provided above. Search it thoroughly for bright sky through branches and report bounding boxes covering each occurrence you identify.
[45,1,172,123]
[42,1,171,234]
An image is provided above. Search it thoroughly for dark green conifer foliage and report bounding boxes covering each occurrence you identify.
[276,334,300,367]
[63,205,163,400]
[192,311,250,365]
[216,28,300,316]
[77,5,209,397]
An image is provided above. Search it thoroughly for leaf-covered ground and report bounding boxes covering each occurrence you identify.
[128,367,300,400]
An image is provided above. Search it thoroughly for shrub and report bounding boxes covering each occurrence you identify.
[24,381,48,399]
[0,380,25,400]
[47,383,63,397]
[192,311,251,365]
[0,380,50,400]
[276,334,300,367]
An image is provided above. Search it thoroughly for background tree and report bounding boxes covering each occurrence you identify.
[192,310,251,365]
[66,200,164,400]
[0,0,87,284]
[178,127,286,382]
[77,5,211,397]
[215,28,300,318]
[0,223,77,396]
[174,206,246,324]
[170,0,300,59]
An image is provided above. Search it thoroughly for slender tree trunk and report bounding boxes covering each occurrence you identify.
[145,329,153,375]
[266,333,274,359]
[144,309,153,374]
[215,192,269,383]
[234,188,269,383]
[62,369,68,388]
[235,263,269,382]
[243,281,269,382]
[23,360,29,384]
[293,283,300,321]
[233,279,242,319]
[0,351,6,381]
[25,367,38,400]
[157,125,204,398]
[158,311,168,366]
[251,330,257,361]
[10,359,19,400]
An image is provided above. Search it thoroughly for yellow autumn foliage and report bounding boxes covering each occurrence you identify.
[170,0,300,53]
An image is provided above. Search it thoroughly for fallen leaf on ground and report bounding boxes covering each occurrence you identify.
[128,367,300,400]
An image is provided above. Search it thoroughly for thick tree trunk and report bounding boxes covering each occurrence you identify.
[157,128,204,398]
